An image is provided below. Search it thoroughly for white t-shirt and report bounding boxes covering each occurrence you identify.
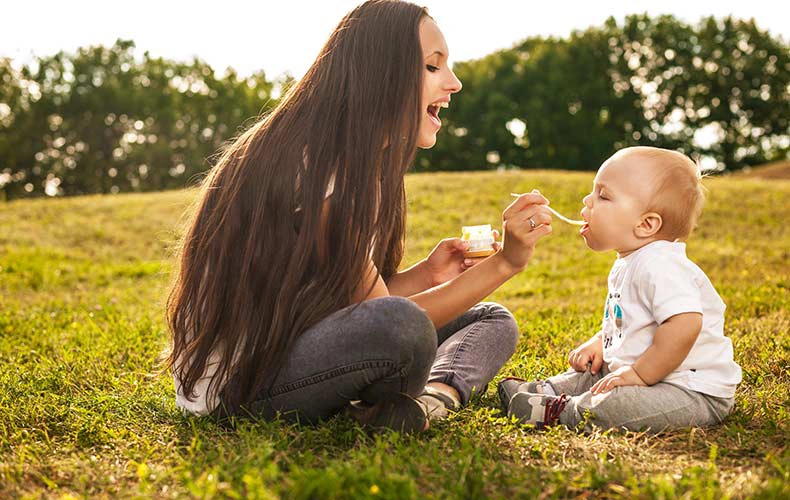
[601,240,741,398]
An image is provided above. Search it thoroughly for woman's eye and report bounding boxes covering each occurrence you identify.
[426,65,439,73]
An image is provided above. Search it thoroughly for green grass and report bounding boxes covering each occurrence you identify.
[1,170,788,499]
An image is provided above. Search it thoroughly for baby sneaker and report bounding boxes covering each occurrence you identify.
[507,391,569,430]
[497,377,554,409]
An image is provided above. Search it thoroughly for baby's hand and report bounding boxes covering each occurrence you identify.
[568,335,603,374]
[590,365,647,394]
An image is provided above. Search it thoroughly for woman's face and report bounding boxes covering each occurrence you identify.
[417,17,462,149]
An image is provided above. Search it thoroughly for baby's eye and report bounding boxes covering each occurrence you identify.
[426,64,439,73]
[598,191,609,200]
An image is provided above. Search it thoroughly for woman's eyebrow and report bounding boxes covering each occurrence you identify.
[425,50,446,59]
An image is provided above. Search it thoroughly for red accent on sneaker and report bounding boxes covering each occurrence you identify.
[543,394,569,426]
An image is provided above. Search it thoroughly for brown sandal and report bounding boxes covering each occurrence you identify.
[346,392,429,433]
[418,386,460,420]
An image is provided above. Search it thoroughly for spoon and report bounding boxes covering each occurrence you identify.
[510,193,586,226]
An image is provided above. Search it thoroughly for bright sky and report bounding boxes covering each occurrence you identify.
[2,0,788,79]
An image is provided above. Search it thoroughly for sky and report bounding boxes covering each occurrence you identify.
[2,0,788,79]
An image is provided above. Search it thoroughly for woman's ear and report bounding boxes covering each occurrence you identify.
[635,212,662,238]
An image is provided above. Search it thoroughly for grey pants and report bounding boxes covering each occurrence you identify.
[545,364,735,432]
[222,297,519,423]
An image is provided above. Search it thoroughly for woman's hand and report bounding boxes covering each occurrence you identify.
[424,232,500,287]
[568,334,604,374]
[590,365,647,394]
[500,190,552,272]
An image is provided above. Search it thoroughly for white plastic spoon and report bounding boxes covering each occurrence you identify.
[510,193,586,226]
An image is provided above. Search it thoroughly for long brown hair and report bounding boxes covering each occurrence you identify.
[167,0,429,413]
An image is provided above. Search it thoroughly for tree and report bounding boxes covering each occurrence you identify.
[2,16,788,200]
[416,14,789,173]
[0,40,280,200]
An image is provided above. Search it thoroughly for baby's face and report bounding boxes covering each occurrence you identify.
[579,152,658,256]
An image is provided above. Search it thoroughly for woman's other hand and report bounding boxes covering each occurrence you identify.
[424,231,500,286]
[500,190,552,272]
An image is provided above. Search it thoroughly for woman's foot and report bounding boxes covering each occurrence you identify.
[417,384,461,420]
[346,392,429,433]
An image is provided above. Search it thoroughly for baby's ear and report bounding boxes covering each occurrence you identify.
[635,212,662,238]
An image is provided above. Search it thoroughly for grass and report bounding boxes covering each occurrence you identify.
[1,169,788,499]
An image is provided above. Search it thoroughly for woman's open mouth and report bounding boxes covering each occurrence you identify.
[427,101,448,128]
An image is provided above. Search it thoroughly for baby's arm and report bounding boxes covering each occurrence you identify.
[591,312,702,394]
[631,312,702,384]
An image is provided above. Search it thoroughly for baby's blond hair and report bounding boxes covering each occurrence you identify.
[633,147,705,241]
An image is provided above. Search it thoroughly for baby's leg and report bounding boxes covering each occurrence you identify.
[499,365,606,408]
[498,365,605,410]
[543,364,609,397]
[558,382,734,432]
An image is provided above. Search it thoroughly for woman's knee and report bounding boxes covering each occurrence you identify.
[480,302,520,353]
[363,296,437,368]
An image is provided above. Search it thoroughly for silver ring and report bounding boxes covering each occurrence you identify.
[528,217,537,229]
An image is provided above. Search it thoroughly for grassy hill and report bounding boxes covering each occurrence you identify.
[735,160,790,180]
[1,170,788,498]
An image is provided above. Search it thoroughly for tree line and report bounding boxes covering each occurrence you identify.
[1,14,787,200]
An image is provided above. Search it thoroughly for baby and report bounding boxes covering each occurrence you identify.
[499,146,741,432]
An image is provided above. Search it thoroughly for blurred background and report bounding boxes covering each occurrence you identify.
[1,0,787,201]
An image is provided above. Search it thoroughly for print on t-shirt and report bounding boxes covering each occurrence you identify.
[602,292,623,350]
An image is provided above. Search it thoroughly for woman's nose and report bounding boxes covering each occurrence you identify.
[446,69,462,94]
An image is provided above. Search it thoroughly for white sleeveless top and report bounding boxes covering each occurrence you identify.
[174,350,226,415]
[174,175,337,416]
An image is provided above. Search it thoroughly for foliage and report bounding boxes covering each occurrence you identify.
[0,40,283,200]
[1,15,789,200]
[416,15,789,173]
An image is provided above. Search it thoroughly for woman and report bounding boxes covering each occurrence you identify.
[167,0,552,432]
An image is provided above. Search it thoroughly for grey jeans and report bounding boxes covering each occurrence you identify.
[546,364,735,432]
[221,296,519,423]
